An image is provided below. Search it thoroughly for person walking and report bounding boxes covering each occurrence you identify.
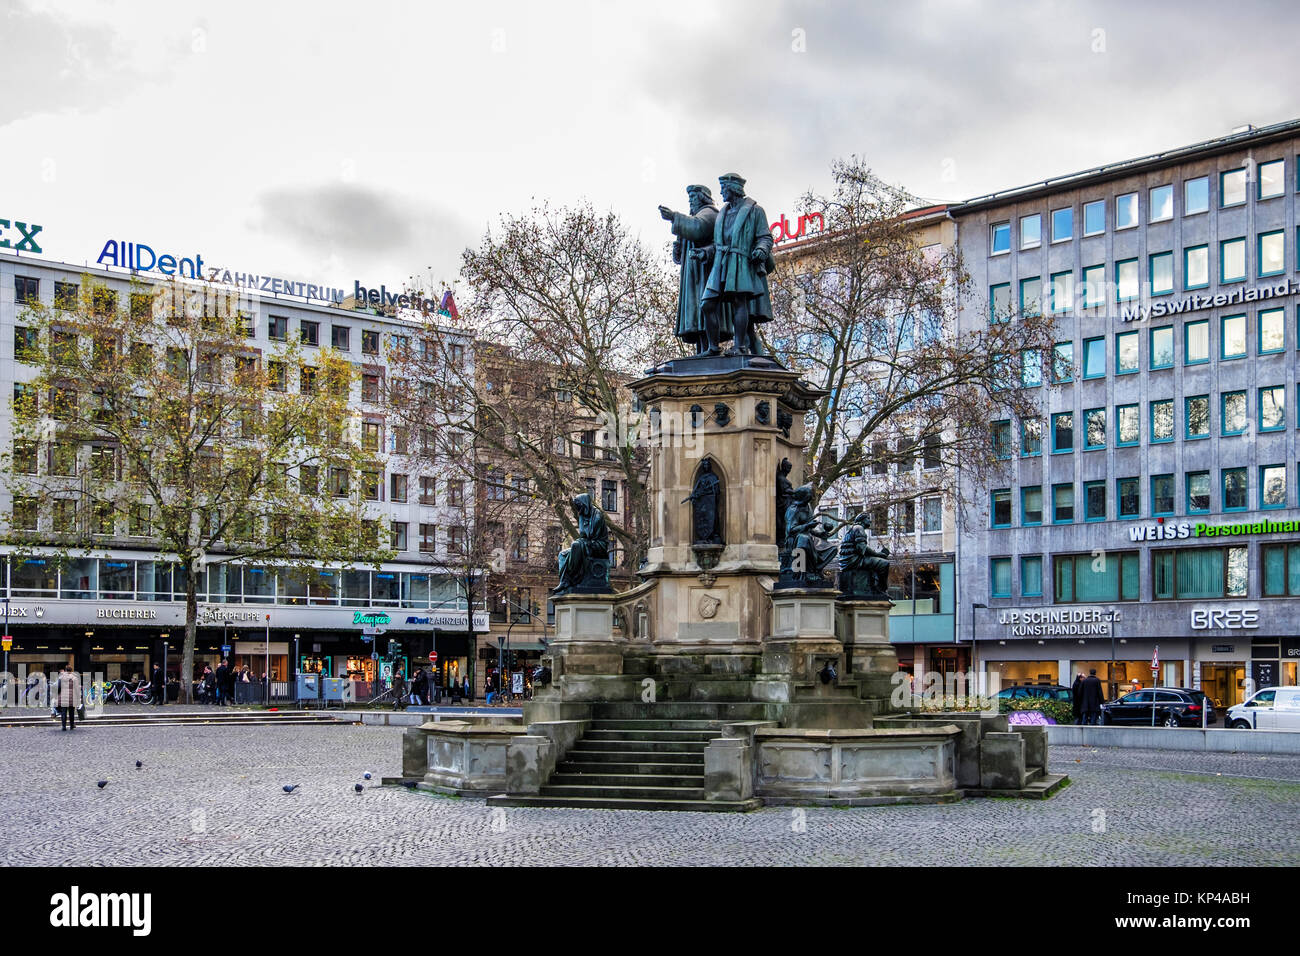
[462,676,471,701]
[1080,668,1106,725]
[150,663,165,706]
[1071,671,1084,725]
[201,665,216,704]
[56,664,82,731]
[214,660,228,706]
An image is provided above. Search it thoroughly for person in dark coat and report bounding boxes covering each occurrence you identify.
[1079,668,1106,725]
[214,660,229,705]
[150,664,165,706]
[201,665,216,704]
[1071,671,1084,724]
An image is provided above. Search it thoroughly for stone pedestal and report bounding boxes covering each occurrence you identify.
[838,598,900,703]
[548,592,623,677]
[763,590,843,684]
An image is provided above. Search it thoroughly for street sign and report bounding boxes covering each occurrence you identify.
[428,651,437,662]
[512,672,524,695]
[362,626,386,636]
[221,644,231,657]
[361,635,373,643]
[1152,645,1160,674]
[1,637,11,652]
[371,652,379,661]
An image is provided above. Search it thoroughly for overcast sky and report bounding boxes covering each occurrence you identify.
[4,0,1298,296]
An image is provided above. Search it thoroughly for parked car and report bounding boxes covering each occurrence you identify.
[996,684,1073,702]
[1226,687,1300,730]
[1100,687,1216,727]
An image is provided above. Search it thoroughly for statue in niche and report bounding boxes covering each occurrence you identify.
[553,493,610,595]
[775,457,794,544]
[682,458,724,546]
[837,512,892,600]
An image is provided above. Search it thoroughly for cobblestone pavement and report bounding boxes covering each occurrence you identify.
[3,725,1298,866]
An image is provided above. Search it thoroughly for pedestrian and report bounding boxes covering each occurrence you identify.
[56,664,82,731]
[1071,671,1084,724]
[150,663,165,706]
[1080,668,1106,725]
[462,676,470,701]
[201,665,216,704]
[410,668,426,706]
[1130,678,1142,694]
[214,659,228,706]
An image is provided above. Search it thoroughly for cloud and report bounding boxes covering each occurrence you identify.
[252,182,483,284]
[0,0,153,127]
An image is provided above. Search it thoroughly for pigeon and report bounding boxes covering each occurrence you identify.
[363,772,372,780]
[97,780,108,789]
[354,783,364,793]
[135,760,143,769]
[282,784,300,793]
[402,780,417,790]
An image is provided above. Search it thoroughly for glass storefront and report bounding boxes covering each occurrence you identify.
[1200,663,1246,709]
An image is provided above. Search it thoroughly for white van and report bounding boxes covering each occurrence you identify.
[1226,687,1300,730]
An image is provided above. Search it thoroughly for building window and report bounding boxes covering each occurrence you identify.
[331,325,350,350]
[1259,230,1286,277]
[1083,199,1105,236]
[1184,245,1209,290]
[54,281,78,310]
[1259,307,1285,353]
[1051,342,1073,383]
[362,373,381,403]
[1116,330,1139,374]
[1115,258,1139,301]
[14,275,38,304]
[1256,159,1285,199]
[1084,408,1106,449]
[1222,467,1248,512]
[601,479,618,513]
[299,465,318,495]
[1222,390,1247,435]
[419,476,436,505]
[991,489,1011,528]
[390,473,408,503]
[1052,484,1074,524]
[1154,546,1247,599]
[1050,207,1073,242]
[1049,271,1073,314]
[1020,213,1041,249]
[13,325,38,362]
[1115,192,1139,230]
[1019,276,1041,317]
[1020,349,1042,387]
[1220,168,1247,207]
[1083,336,1106,378]
[1117,477,1140,518]
[447,480,464,507]
[1187,471,1211,514]
[990,558,1011,598]
[1082,264,1105,309]
[991,420,1011,459]
[1022,486,1043,526]
[329,467,349,498]
[1149,251,1174,296]
[268,315,288,341]
[1151,474,1175,516]
[579,430,596,459]
[1220,238,1246,284]
[990,221,1010,255]
[1185,319,1209,364]
[1185,175,1211,214]
[419,524,437,553]
[921,496,942,533]
[1150,326,1174,369]
[1261,465,1287,509]
[1116,403,1140,446]
[361,421,381,452]
[1021,556,1043,597]
[1185,394,1210,439]
[1021,418,1042,457]
[1053,551,1139,603]
[361,470,380,501]
[1261,543,1300,596]
[301,320,319,346]
[1260,385,1286,432]
[392,522,408,551]
[989,283,1011,323]
[361,329,379,355]
[1052,412,1073,453]
[922,433,941,469]
[1149,184,1173,222]
[1084,480,1106,521]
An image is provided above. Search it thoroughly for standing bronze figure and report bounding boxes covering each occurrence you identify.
[775,457,794,545]
[660,186,732,354]
[682,458,724,545]
[698,173,775,357]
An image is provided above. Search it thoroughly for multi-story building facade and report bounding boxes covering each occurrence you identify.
[954,119,1300,707]
[471,343,647,695]
[0,250,486,696]
[773,205,963,683]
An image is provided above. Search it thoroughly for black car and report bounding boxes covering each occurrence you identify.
[1100,687,1217,727]
[996,684,1073,702]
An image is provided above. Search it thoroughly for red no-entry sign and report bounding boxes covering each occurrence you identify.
[429,651,438,662]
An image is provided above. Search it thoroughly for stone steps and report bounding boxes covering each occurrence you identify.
[591,719,722,731]
[487,794,761,812]
[559,749,704,765]
[549,773,705,788]
[541,783,708,800]
[591,701,773,721]
[559,760,702,775]
[583,728,720,743]
[566,738,711,754]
